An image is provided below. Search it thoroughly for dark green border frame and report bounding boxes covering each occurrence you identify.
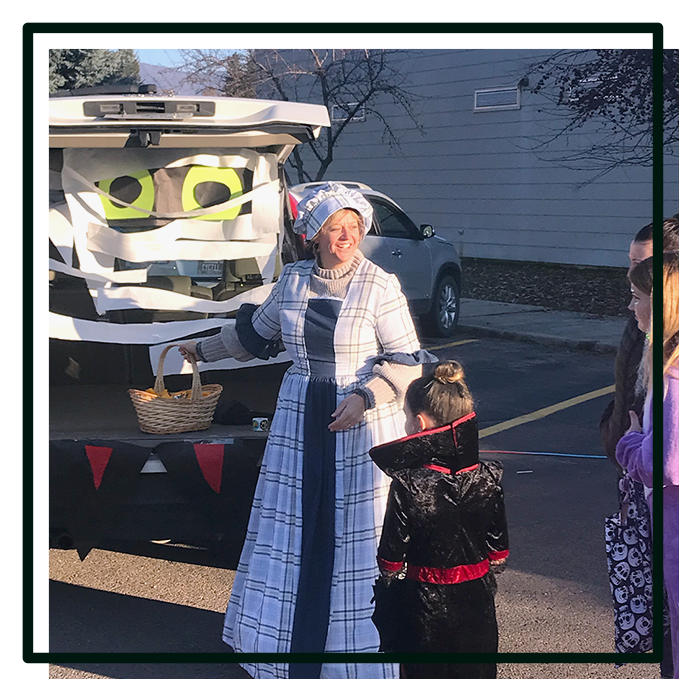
[25,21,665,667]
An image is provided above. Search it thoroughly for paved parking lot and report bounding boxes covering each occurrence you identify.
[44,333,662,679]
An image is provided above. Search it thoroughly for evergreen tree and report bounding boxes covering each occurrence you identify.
[49,49,140,93]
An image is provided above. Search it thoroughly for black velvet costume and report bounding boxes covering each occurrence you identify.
[369,412,509,679]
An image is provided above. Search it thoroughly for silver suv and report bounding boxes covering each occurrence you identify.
[291,182,462,337]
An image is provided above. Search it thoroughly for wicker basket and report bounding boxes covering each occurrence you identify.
[128,344,223,434]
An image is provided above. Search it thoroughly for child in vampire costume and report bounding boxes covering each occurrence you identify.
[369,361,509,679]
[179,183,436,679]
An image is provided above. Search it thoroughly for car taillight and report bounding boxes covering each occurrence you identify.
[288,193,299,220]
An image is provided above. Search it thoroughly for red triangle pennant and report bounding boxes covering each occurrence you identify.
[193,443,224,494]
[85,445,113,490]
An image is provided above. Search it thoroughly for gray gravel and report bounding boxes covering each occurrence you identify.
[461,258,631,318]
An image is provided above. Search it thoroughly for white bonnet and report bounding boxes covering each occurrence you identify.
[292,182,374,240]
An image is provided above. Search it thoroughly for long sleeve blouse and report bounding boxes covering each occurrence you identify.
[195,251,423,408]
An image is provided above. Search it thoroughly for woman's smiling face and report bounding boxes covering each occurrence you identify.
[315,209,363,269]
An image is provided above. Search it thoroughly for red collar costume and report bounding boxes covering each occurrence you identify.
[368,412,509,676]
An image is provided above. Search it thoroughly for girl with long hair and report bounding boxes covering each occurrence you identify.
[616,250,679,678]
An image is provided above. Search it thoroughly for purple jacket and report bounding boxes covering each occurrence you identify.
[615,363,679,678]
[615,364,679,490]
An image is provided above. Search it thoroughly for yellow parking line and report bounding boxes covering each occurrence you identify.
[479,385,615,438]
[425,338,479,351]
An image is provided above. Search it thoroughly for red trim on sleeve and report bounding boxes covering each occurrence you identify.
[488,549,509,561]
[406,559,490,584]
[377,557,404,573]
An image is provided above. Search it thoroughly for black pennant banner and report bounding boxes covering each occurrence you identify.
[49,440,151,559]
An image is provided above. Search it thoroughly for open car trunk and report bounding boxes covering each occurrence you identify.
[46,92,329,559]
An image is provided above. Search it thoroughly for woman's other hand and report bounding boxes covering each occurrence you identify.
[329,394,365,432]
[626,410,642,434]
[178,342,199,363]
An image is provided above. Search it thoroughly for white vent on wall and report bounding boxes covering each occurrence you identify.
[331,102,366,123]
[474,86,521,112]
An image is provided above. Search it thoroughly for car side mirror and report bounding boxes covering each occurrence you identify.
[420,224,434,239]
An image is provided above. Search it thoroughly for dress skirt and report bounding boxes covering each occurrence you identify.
[222,368,403,678]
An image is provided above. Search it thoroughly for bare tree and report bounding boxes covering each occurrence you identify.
[176,48,423,183]
[522,49,678,183]
[174,49,257,98]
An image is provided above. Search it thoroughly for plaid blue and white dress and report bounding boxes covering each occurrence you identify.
[221,255,421,679]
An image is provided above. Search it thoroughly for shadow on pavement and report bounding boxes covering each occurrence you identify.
[50,580,233,655]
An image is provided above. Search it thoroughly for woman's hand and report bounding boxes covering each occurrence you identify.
[328,394,365,432]
[626,410,642,434]
[178,342,199,363]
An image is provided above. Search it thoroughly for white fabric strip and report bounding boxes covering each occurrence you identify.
[48,312,290,374]
[85,217,272,244]
[49,205,75,266]
[49,311,228,343]
[149,339,290,376]
[49,258,149,284]
[92,282,274,314]
[62,147,262,183]
[86,223,276,262]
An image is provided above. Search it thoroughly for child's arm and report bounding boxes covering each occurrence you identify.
[484,461,509,569]
[377,481,411,576]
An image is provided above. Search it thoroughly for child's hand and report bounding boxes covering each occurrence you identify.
[490,558,507,574]
[626,410,642,434]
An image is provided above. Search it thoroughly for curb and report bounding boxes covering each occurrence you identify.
[457,323,619,354]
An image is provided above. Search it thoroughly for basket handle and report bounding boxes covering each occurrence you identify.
[154,344,203,401]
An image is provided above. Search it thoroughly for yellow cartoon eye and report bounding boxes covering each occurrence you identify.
[181,166,243,221]
[97,170,155,220]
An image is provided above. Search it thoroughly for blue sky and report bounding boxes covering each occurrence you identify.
[136,49,242,67]
[135,49,185,67]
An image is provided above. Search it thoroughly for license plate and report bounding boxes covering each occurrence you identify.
[198,261,224,276]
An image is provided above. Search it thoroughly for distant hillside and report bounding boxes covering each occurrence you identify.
[139,63,216,96]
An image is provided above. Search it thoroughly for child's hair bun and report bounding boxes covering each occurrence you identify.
[433,360,464,385]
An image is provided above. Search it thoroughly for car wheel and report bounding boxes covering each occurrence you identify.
[421,274,460,337]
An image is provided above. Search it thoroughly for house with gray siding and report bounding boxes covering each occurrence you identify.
[291,49,677,268]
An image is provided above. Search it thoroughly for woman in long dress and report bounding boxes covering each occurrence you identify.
[180,182,435,679]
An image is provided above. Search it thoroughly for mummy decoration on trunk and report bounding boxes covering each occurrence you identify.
[49,95,329,376]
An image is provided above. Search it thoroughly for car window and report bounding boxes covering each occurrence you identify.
[369,198,420,239]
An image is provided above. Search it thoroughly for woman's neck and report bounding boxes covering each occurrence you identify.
[314,250,363,277]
